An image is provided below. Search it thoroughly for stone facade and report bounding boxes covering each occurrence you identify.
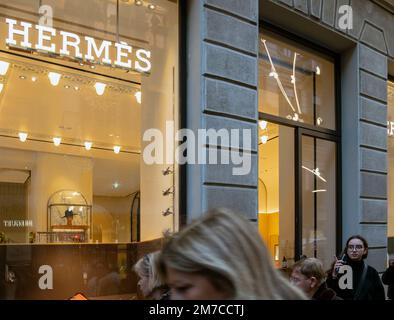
[186,0,393,272]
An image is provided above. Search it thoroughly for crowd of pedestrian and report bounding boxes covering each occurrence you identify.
[133,208,393,300]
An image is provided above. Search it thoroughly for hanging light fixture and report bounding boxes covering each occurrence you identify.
[135,91,142,104]
[48,72,61,86]
[84,141,92,150]
[113,146,121,154]
[53,137,62,146]
[0,61,10,76]
[94,82,106,95]
[18,132,28,142]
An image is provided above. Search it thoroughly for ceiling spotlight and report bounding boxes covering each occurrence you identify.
[90,65,95,69]
[259,120,267,130]
[261,135,268,144]
[148,3,156,10]
[135,91,142,104]
[135,0,143,5]
[113,182,120,189]
[18,132,28,142]
[113,146,121,154]
[19,75,26,80]
[74,86,80,91]
[64,85,70,89]
[84,141,92,150]
[48,72,61,86]
[31,76,37,82]
[94,82,106,95]
[269,71,278,79]
[53,137,61,146]
[0,61,10,75]
[0,83,3,93]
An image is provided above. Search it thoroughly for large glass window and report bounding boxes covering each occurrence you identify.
[0,0,179,299]
[258,28,338,270]
[259,31,336,130]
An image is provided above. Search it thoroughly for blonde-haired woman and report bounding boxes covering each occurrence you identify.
[158,208,306,300]
[134,251,170,300]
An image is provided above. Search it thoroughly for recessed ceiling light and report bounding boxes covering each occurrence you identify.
[94,82,106,95]
[31,76,37,82]
[19,75,26,80]
[135,0,143,5]
[259,120,267,130]
[18,132,28,142]
[113,146,121,154]
[48,72,61,86]
[90,65,95,69]
[84,141,92,150]
[113,182,120,189]
[148,3,155,10]
[64,85,70,89]
[74,86,80,91]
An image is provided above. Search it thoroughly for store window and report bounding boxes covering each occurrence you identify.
[388,79,394,256]
[258,27,338,270]
[0,0,179,299]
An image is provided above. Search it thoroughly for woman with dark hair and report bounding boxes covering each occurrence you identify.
[326,235,385,300]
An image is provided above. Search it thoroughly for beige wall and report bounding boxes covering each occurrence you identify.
[28,153,93,233]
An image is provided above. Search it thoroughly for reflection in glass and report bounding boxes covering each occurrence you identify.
[302,136,336,269]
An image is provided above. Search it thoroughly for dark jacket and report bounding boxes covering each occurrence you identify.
[326,259,385,300]
[312,282,342,300]
[382,265,394,300]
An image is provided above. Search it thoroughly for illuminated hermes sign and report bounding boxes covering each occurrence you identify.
[4,18,152,73]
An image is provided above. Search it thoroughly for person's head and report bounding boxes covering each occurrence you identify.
[134,251,166,298]
[290,258,326,298]
[344,235,368,261]
[158,208,306,300]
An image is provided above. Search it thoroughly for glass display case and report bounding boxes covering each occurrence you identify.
[41,190,92,243]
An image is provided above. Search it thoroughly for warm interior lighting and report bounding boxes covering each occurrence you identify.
[94,82,106,96]
[0,61,10,75]
[113,146,121,154]
[48,72,61,86]
[259,120,268,130]
[261,135,268,144]
[135,0,143,5]
[135,91,142,104]
[53,137,62,146]
[84,141,92,150]
[0,83,3,93]
[18,132,28,142]
[316,66,321,75]
[113,182,120,189]
[148,3,156,10]
[31,76,37,82]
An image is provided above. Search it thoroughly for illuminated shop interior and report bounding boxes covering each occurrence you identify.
[0,0,179,245]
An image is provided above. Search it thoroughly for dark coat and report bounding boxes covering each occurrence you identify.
[326,260,385,300]
[312,282,342,300]
[382,266,394,300]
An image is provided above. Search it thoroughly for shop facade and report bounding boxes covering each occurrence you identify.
[0,0,394,300]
